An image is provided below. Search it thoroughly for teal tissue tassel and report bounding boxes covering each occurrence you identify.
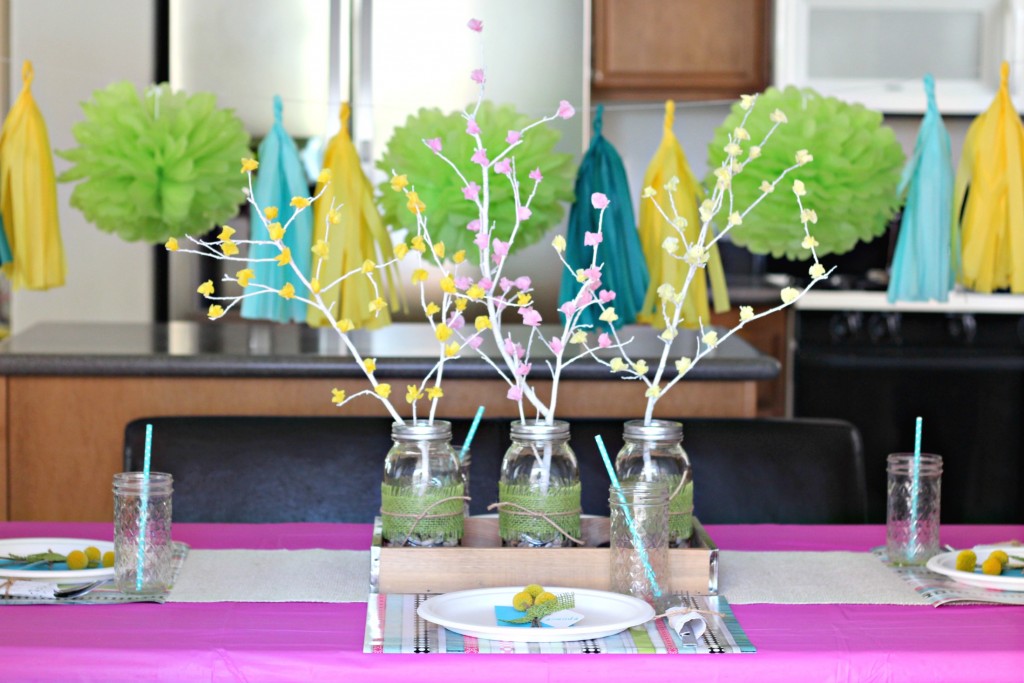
[0,212,12,266]
[241,95,312,323]
[887,75,956,302]
[559,105,648,329]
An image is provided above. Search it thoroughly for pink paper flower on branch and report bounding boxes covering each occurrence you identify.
[557,100,575,119]
[471,148,489,166]
[506,385,522,401]
[591,192,610,209]
[426,138,442,153]
[506,130,522,145]
[599,289,617,304]
[462,182,481,200]
[516,363,532,377]
[466,219,481,232]
[519,308,542,326]
[466,119,481,135]
[467,18,483,32]
[494,159,512,175]
[549,337,564,354]
[559,301,577,316]
[504,338,524,360]
[529,168,543,182]
[584,231,603,247]
[492,239,510,260]
[598,333,612,349]
[471,69,486,85]
[517,206,532,221]
[515,276,531,290]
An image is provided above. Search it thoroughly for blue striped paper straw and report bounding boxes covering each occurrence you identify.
[909,417,922,558]
[595,435,662,599]
[136,423,153,591]
[460,406,485,463]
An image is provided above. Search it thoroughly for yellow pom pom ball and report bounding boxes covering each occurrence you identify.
[524,584,545,598]
[534,591,556,606]
[981,557,1003,576]
[65,550,88,571]
[955,550,977,572]
[988,550,1009,566]
[84,546,101,566]
[101,551,115,568]
[512,591,534,611]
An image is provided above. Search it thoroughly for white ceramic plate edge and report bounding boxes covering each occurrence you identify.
[417,586,656,643]
[926,551,1024,592]
[0,538,115,581]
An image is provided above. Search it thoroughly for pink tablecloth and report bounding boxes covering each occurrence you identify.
[1,522,1021,682]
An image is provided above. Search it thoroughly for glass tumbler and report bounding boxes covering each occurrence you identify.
[609,481,670,605]
[886,453,942,565]
[113,472,174,595]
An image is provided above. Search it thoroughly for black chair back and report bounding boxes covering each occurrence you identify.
[125,416,866,524]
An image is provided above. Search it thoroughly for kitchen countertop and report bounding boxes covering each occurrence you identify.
[796,290,1024,314]
[0,321,779,381]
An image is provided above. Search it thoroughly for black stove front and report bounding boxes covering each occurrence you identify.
[794,309,1024,524]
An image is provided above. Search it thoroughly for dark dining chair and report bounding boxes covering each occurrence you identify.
[125,415,867,524]
[123,416,504,523]
[567,417,869,524]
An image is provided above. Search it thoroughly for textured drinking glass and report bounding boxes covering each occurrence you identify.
[886,453,942,565]
[610,481,670,605]
[113,472,174,595]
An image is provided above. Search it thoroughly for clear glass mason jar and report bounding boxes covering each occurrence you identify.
[498,419,581,548]
[614,419,693,547]
[381,420,464,547]
[886,452,942,566]
[609,480,670,606]
[113,472,174,595]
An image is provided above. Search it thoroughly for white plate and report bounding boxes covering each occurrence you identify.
[417,586,655,643]
[0,538,115,582]
[926,551,1024,592]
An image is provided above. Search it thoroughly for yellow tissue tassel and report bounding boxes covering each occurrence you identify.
[636,101,728,328]
[0,61,66,290]
[954,62,1024,293]
[306,103,401,330]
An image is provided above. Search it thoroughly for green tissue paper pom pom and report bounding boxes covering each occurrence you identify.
[58,82,251,243]
[707,87,904,260]
[376,101,575,262]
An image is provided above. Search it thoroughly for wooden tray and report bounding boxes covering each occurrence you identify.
[369,516,718,595]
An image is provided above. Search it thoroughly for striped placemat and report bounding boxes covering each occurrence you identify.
[363,593,755,654]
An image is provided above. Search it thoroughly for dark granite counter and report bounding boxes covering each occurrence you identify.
[0,321,778,381]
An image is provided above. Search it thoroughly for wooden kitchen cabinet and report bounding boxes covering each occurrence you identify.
[593,0,772,101]
[712,306,790,417]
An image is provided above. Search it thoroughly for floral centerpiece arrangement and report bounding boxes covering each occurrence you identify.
[167,162,494,547]
[601,94,833,545]
[380,18,631,547]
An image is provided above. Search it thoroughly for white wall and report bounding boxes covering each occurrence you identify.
[8,0,154,334]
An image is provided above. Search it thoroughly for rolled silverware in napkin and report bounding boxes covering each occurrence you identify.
[666,609,708,646]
